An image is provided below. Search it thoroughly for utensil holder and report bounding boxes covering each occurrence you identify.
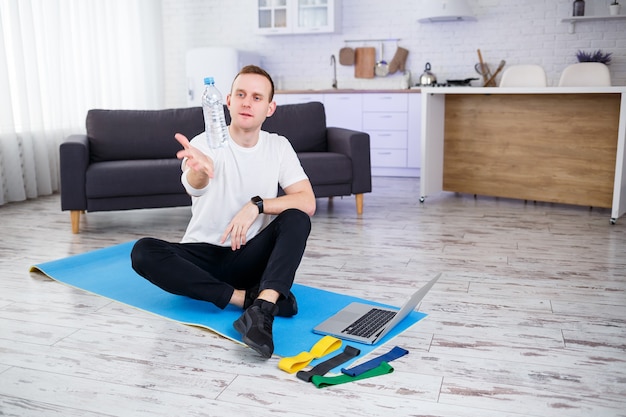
[609,4,620,15]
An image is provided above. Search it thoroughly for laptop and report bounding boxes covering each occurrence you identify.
[313,273,441,345]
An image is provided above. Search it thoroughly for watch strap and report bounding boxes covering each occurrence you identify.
[251,196,263,214]
[311,361,394,389]
[340,346,408,377]
[278,335,342,374]
[296,345,361,382]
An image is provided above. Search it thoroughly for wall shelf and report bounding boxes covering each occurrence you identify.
[561,15,626,33]
[344,38,401,43]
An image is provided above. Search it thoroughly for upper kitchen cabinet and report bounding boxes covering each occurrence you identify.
[255,0,340,35]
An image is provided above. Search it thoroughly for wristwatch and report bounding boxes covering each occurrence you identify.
[251,196,263,214]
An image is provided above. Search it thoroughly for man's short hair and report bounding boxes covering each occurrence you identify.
[233,65,275,101]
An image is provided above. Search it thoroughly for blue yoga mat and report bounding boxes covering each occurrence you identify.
[30,241,427,369]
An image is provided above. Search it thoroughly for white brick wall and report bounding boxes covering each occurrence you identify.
[162,0,626,107]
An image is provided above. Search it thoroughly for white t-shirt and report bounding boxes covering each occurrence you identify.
[180,131,308,246]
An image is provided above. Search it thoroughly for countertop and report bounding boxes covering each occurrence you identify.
[417,86,626,94]
[276,86,626,95]
[275,88,422,94]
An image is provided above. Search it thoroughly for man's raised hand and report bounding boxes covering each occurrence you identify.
[175,133,214,179]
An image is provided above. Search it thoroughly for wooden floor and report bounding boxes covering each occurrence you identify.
[1,176,625,417]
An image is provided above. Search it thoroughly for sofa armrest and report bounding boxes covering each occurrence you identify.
[326,127,372,195]
[60,134,90,211]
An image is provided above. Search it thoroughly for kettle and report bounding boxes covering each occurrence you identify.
[419,62,437,85]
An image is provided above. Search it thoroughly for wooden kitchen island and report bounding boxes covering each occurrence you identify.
[419,87,626,223]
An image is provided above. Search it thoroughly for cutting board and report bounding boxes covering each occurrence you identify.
[354,47,376,79]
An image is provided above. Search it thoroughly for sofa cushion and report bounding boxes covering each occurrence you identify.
[224,101,328,153]
[263,102,328,152]
[85,159,185,198]
[298,152,352,186]
[87,108,204,162]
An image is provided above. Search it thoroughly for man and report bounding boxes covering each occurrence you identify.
[131,65,316,359]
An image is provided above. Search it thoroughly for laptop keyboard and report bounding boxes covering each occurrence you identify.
[342,308,397,338]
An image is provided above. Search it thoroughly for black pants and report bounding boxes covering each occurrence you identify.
[130,209,311,309]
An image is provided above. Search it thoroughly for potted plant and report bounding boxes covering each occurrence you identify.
[576,49,612,65]
[609,1,620,16]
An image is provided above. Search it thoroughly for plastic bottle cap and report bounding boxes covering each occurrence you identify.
[204,77,215,85]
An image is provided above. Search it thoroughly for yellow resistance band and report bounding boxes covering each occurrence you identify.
[278,335,342,374]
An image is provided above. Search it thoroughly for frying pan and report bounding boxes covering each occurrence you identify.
[446,78,479,86]
[374,43,389,77]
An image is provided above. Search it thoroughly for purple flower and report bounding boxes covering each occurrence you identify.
[576,50,612,65]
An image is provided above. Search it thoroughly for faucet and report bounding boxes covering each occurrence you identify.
[330,54,337,89]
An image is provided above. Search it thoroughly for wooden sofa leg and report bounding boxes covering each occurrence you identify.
[355,193,364,215]
[70,210,81,234]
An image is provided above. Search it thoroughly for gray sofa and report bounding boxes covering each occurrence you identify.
[60,101,371,233]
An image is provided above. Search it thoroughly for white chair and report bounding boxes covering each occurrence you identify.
[499,65,547,87]
[558,62,611,87]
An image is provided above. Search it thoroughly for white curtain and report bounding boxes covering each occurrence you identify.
[0,0,164,206]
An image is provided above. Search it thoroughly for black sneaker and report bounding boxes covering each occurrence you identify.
[233,299,278,359]
[244,285,298,317]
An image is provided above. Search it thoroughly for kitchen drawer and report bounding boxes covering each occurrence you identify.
[324,93,362,107]
[369,131,407,149]
[362,93,408,112]
[370,149,407,167]
[274,93,323,105]
[362,112,408,131]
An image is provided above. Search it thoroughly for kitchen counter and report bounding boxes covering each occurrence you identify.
[277,86,626,95]
[276,89,421,94]
[420,86,626,223]
[420,86,625,94]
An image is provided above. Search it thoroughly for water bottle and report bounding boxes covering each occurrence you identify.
[201,77,228,149]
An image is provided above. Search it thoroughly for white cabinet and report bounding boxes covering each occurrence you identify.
[407,93,421,169]
[255,0,340,35]
[274,93,360,130]
[323,94,362,131]
[256,0,289,35]
[363,94,409,169]
[273,92,420,177]
[292,0,339,34]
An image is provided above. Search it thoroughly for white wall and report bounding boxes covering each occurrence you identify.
[161,0,626,107]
